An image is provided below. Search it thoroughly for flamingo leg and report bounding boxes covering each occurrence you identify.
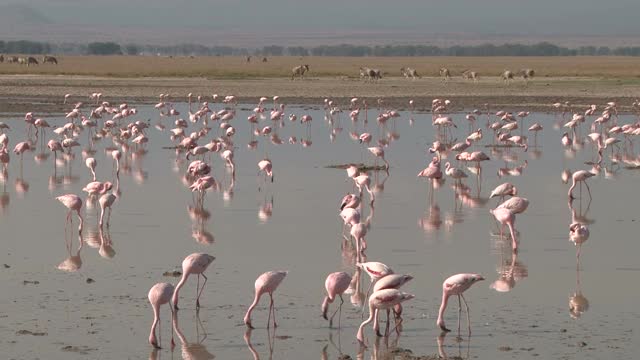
[457,295,462,335]
[461,294,471,336]
[196,274,208,310]
[584,181,592,199]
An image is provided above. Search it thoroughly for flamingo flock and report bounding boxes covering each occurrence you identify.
[2,90,638,356]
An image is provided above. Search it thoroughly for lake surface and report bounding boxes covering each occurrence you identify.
[1,100,639,359]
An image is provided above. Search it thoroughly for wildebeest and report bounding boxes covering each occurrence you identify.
[7,56,18,64]
[43,55,58,64]
[0,55,4,63]
[27,57,39,66]
[462,69,479,82]
[519,68,535,82]
[400,67,420,80]
[439,68,451,82]
[291,64,310,80]
[262,57,268,62]
[360,67,382,82]
[501,70,514,84]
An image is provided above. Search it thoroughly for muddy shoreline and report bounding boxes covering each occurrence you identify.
[0,75,638,115]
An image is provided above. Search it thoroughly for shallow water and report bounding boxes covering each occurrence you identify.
[1,102,639,359]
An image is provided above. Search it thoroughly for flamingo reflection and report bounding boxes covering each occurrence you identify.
[171,311,215,360]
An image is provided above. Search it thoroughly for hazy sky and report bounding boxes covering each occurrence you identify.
[5,0,640,35]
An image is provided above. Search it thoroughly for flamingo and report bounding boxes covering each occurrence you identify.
[258,159,273,183]
[112,150,121,176]
[82,181,113,197]
[339,193,361,210]
[497,196,529,214]
[356,261,394,312]
[436,273,484,334]
[568,170,595,200]
[148,282,174,349]
[367,146,389,169]
[56,194,84,234]
[490,183,517,200]
[172,253,216,310]
[98,192,116,227]
[85,157,97,181]
[321,272,353,327]
[490,207,518,250]
[372,274,414,335]
[356,289,414,346]
[244,270,288,328]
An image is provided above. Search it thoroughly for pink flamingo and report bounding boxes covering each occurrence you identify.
[568,170,595,200]
[112,150,121,176]
[321,271,353,327]
[85,157,97,181]
[372,274,414,335]
[258,159,273,183]
[98,193,116,227]
[356,289,414,346]
[148,282,174,349]
[350,222,368,257]
[497,196,529,214]
[490,207,518,250]
[368,146,389,169]
[357,261,394,312]
[82,181,113,197]
[489,182,517,200]
[172,253,215,310]
[436,273,484,334]
[244,270,288,328]
[340,193,361,210]
[418,157,443,193]
[48,139,62,161]
[56,194,84,234]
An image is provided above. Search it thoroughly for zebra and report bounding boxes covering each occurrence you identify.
[439,68,451,82]
[462,69,479,82]
[18,57,27,65]
[519,68,535,82]
[291,64,310,80]
[400,67,420,80]
[360,67,382,82]
[501,70,514,85]
[43,55,58,64]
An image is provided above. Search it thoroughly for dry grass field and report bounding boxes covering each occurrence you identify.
[1,55,639,114]
[1,55,640,79]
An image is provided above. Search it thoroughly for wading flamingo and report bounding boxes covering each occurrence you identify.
[356,289,414,346]
[244,270,288,328]
[321,271,353,327]
[172,253,216,310]
[437,273,484,334]
[148,282,175,349]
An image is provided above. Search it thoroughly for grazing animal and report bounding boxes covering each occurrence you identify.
[42,55,58,64]
[0,54,4,63]
[27,57,39,66]
[439,67,451,82]
[519,68,535,82]
[400,67,420,80]
[501,70,514,84]
[360,67,382,82]
[291,64,310,80]
[462,69,479,82]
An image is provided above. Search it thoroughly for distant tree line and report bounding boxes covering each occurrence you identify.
[2,40,640,57]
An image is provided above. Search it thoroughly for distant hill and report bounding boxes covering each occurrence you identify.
[0,4,52,25]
